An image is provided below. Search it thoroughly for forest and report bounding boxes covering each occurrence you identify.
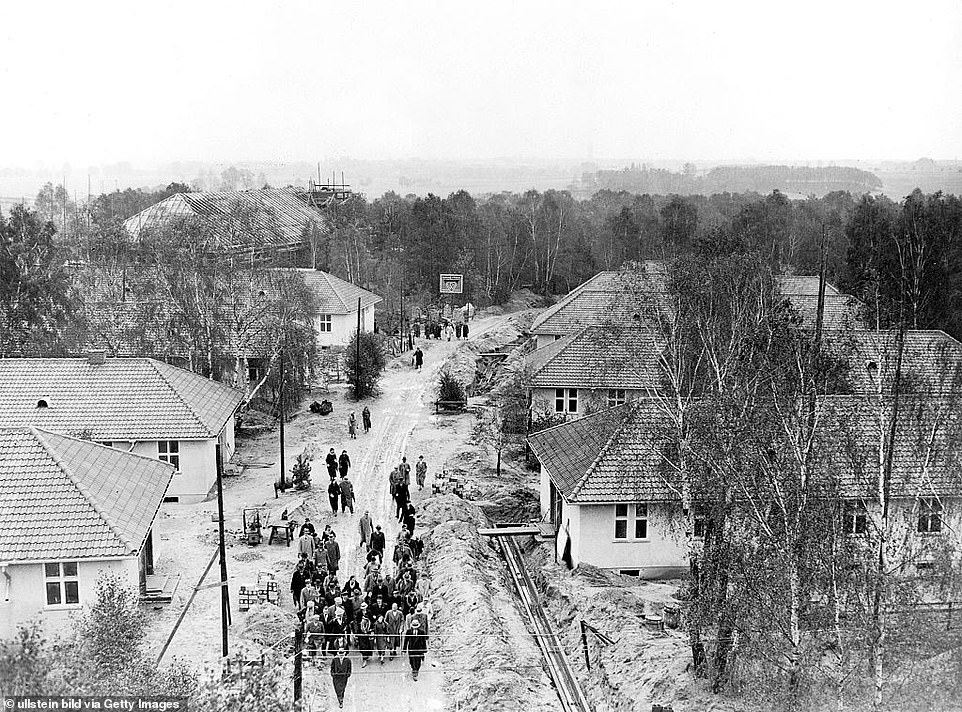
[8,179,962,354]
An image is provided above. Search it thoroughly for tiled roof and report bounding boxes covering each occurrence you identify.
[531,265,669,336]
[833,330,962,395]
[816,396,962,499]
[271,269,381,314]
[529,396,962,504]
[527,326,665,390]
[527,405,634,498]
[0,358,243,441]
[123,189,328,253]
[0,428,174,561]
[778,276,842,297]
[531,266,857,336]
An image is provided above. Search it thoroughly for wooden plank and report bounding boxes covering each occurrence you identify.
[478,526,542,537]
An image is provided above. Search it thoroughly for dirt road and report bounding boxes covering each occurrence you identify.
[147,315,509,711]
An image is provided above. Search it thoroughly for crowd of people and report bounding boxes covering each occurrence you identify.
[289,449,433,707]
[412,319,469,342]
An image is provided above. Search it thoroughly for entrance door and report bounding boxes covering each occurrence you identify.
[549,480,562,526]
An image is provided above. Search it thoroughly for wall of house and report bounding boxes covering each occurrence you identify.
[530,387,643,419]
[0,558,139,639]
[129,439,215,503]
[316,305,376,348]
[577,503,688,577]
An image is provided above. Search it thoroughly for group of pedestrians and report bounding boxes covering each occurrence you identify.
[325,448,356,516]
[288,437,433,706]
[347,406,372,439]
[416,320,469,342]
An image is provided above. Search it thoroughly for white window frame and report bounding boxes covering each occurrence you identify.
[44,561,80,608]
[843,500,867,536]
[918,498,943,534]
[606,389,627,407]
[158,440,180,469]
[318,314,333,333]
[554,388,578,414]
[614,503,649,541]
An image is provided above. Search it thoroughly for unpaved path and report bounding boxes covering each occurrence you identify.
[146,314,511,711]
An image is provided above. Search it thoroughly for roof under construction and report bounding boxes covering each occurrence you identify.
[123,188,328,254]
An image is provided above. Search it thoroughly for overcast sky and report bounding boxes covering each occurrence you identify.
[2,0,960,167]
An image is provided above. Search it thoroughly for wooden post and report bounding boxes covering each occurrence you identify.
[580,619,590,671]
[355,296,362,397]
[216,444,230,655]
[293,624,303,702]
[279,348,286,490]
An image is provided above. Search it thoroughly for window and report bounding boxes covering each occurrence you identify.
[158,440,180,469]
[607,389,626,407]
[100,441,113,448]
[554,335,562,341]
[614,503,648,540]
[843,500,867,535]
[918,498,943,534]
[318,314,333,333]
[693,504,708,539]
[45,562,79,606]
[36,399,49,408]
[554,388,578,414]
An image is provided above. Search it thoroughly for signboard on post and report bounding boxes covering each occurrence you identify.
[439,274,464,294]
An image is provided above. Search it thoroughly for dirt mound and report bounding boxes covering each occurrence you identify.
[235,602,297,650]
[423,511,558,712]
[419,493,487,529]
[480,485,540,523]
[528,543,731,712]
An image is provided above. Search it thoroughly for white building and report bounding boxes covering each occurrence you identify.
[525,325,663,420]
[0,427,174,638]
[275,269,381,349]
[529,398,962,579]
[0,356,243,503]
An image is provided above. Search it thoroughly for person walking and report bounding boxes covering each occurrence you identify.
[455,322,462,339]
[359,510,373,549]
[462,322,469,339]
[339,475,356,515]
[374,615,389,665]
[338,450,351,478]
[325,533,341,576]
[305,613,324,662]
[403,503,417,536]
[414,347,423,370]
[385,602,404,658]
[330,646,352,709]
[370,525,386,559]
[357,607,374,667]
[326,448,338,481]
[404,618,428,680]
[399,457,411,487]
[327,478,340,516]
[362,406,372,433]
[348,412,357,439]
[415,455,427,490]
[395,481,410,523]
[291,560,308,608]
[298,530,316,561]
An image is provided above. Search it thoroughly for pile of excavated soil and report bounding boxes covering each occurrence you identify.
[525,542,731,712]
[235,602,298,650]
[421,497,558,712]
[439,313,535,396]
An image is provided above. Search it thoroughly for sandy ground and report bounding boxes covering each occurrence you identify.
[144,313,511,711]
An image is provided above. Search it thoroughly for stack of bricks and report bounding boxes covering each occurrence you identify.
[256,571,279,605]
[238,585,256,611]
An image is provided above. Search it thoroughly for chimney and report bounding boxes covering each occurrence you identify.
[87,351,107,366]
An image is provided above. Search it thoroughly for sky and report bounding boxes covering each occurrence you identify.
[2,0,961,167]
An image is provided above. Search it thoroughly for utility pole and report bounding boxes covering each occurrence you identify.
[278,348,286,491]
[355,297,362,396]
[293,624,303,703]
[215,443,229,658]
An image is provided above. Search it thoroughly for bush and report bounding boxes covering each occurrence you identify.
[438,370,466,402]
[345,330,388,399]
[291,452,311,490]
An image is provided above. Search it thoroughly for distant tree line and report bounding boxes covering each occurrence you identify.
[579,163,883,197]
